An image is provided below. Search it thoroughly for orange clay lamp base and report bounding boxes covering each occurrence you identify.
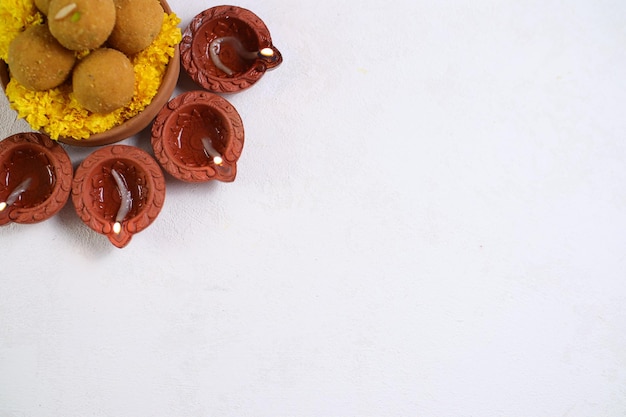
[180,5,282,93]
[0,132,72,225]
[151,90,244,183]
[71,145,166,248]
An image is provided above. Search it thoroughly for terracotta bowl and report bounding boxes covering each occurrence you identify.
[71,145,166,248]
[181,5,282,93]
[0,132,72,225]
[151,90,244,182]
[0,0,180,147]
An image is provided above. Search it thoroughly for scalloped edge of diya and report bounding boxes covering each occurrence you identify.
[0,0,180,148]
[0,132,73,225]
[71,144,166,248]
[180,5,282,93]
[151,90,244,183]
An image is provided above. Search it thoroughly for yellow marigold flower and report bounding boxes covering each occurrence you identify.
[0,0,43,60]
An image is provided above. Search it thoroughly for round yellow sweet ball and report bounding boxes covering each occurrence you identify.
[108,0,164,55]
[48,0,116,51]
[72,48,135,114]
[7,24,76,91]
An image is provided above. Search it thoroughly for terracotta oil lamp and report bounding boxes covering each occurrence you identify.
[71,145,166,248]
[151,90,244,182]
[0,132,72,225]
[180,5,283,93]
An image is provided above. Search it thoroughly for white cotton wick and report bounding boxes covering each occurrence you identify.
[209,37,236,76]
[110,169,132,234]
[201,138,223,165]
[0,177,32,211]
[208,36,274,76]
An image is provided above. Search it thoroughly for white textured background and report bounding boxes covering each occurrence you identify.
[1,0,626,416]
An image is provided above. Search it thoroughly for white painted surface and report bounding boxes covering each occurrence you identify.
[1,0,626,416]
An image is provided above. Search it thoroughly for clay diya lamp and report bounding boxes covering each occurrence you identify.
[0,132,72,226]
[180,5,283,93]
[71,145,165,248]
[151,90,244,182]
